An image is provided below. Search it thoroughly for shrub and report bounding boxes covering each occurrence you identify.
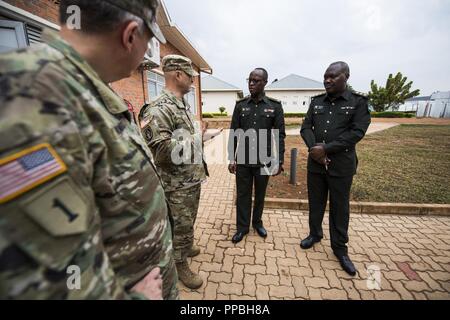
[370,112,415,118]
[211,112,228,117]
[284,113,307,118]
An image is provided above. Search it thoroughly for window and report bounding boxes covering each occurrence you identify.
[148,71,166,99]
[0,20,27,53]
[147,70,198,115]
[0,6,52,53]
[186,87,197,115]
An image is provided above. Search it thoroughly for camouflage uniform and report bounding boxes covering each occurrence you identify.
[0,29,177,300]
[140,85,208,263]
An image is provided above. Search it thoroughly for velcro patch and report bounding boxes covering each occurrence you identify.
[0,143,67,204]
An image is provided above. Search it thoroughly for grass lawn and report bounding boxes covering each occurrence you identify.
[266,124,450,204]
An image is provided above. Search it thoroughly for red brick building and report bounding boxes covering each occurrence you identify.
[0,0,212,120]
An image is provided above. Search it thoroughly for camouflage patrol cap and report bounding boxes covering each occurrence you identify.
[103,0,166,43]
[162,55,199,77]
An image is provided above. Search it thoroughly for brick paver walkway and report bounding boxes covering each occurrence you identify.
[178,163,450,300]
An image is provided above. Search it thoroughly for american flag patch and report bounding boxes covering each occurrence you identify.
[0,143,67,204]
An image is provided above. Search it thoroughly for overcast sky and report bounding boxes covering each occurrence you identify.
[164,0,450,96]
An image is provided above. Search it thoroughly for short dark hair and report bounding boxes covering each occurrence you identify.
[59,0,142,34]
[254,68,269,82]
[330,61,350,78]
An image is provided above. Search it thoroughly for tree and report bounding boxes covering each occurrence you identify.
[219,106,226,114]
[368,72,420,112]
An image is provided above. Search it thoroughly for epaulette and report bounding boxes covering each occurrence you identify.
[237,95,250,103]
[266,96,281,104]
[353,91,369,98]
[310,92,326,100]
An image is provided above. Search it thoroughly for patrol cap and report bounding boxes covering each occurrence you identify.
[162,55,199,77]
[103,0,166,44]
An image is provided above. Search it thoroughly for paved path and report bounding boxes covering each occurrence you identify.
[178,164,450,300]
[177,134,450,300]
[286,122,399,136]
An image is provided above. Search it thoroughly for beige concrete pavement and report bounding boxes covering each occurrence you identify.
[179,163,450,300]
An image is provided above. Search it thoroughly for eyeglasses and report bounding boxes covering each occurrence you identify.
[246,78,264,84]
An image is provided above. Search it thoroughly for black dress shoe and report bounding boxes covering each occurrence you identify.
[254,226,267,238]
[337,255,357,276]
[300,235,321,249]
[232,231,248,244]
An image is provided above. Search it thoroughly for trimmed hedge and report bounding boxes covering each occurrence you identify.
[285,113,306,118]
[371,112,415,118]
[211,112,228,117]
[203,112,306,118]
[202,112,228,118]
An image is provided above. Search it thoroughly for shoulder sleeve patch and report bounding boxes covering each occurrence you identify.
[22,177,90,237]
[0,143,67,204]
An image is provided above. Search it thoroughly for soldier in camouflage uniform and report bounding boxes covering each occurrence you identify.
[139,55,208,289]
[0,0,178,300]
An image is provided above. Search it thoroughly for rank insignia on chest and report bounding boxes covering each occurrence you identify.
[341,106,355,110]
[242,107,250,112]
[314,105,324,110]
[264,109,275,113]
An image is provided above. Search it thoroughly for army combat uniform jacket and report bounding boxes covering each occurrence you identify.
[139,89,208,192]
[0,30,177,300]
[301,90,371,177]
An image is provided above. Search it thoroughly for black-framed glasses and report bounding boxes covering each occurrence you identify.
[246,78,264,84]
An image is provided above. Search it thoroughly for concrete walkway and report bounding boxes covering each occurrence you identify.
[177,131,450,300]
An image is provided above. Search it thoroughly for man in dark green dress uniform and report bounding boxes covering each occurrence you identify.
[300,61,371,276]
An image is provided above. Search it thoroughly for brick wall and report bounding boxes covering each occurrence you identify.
[4,0,204,120]
[4,0,59,24]
[110,69,148,113]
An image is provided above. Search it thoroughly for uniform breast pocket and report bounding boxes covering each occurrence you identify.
[241,110,251,117]
[338,107,356,116]
[175,114,194,134]
[240,109,252,126]
[313,109,325,116]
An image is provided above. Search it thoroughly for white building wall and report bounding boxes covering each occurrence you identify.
[265,89,326,113]
[426,100,450,118]
[202,91,239,114]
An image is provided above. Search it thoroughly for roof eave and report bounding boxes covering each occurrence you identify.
[265,88,325,91]
[202,89,243,92]
[157,2,212,74]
